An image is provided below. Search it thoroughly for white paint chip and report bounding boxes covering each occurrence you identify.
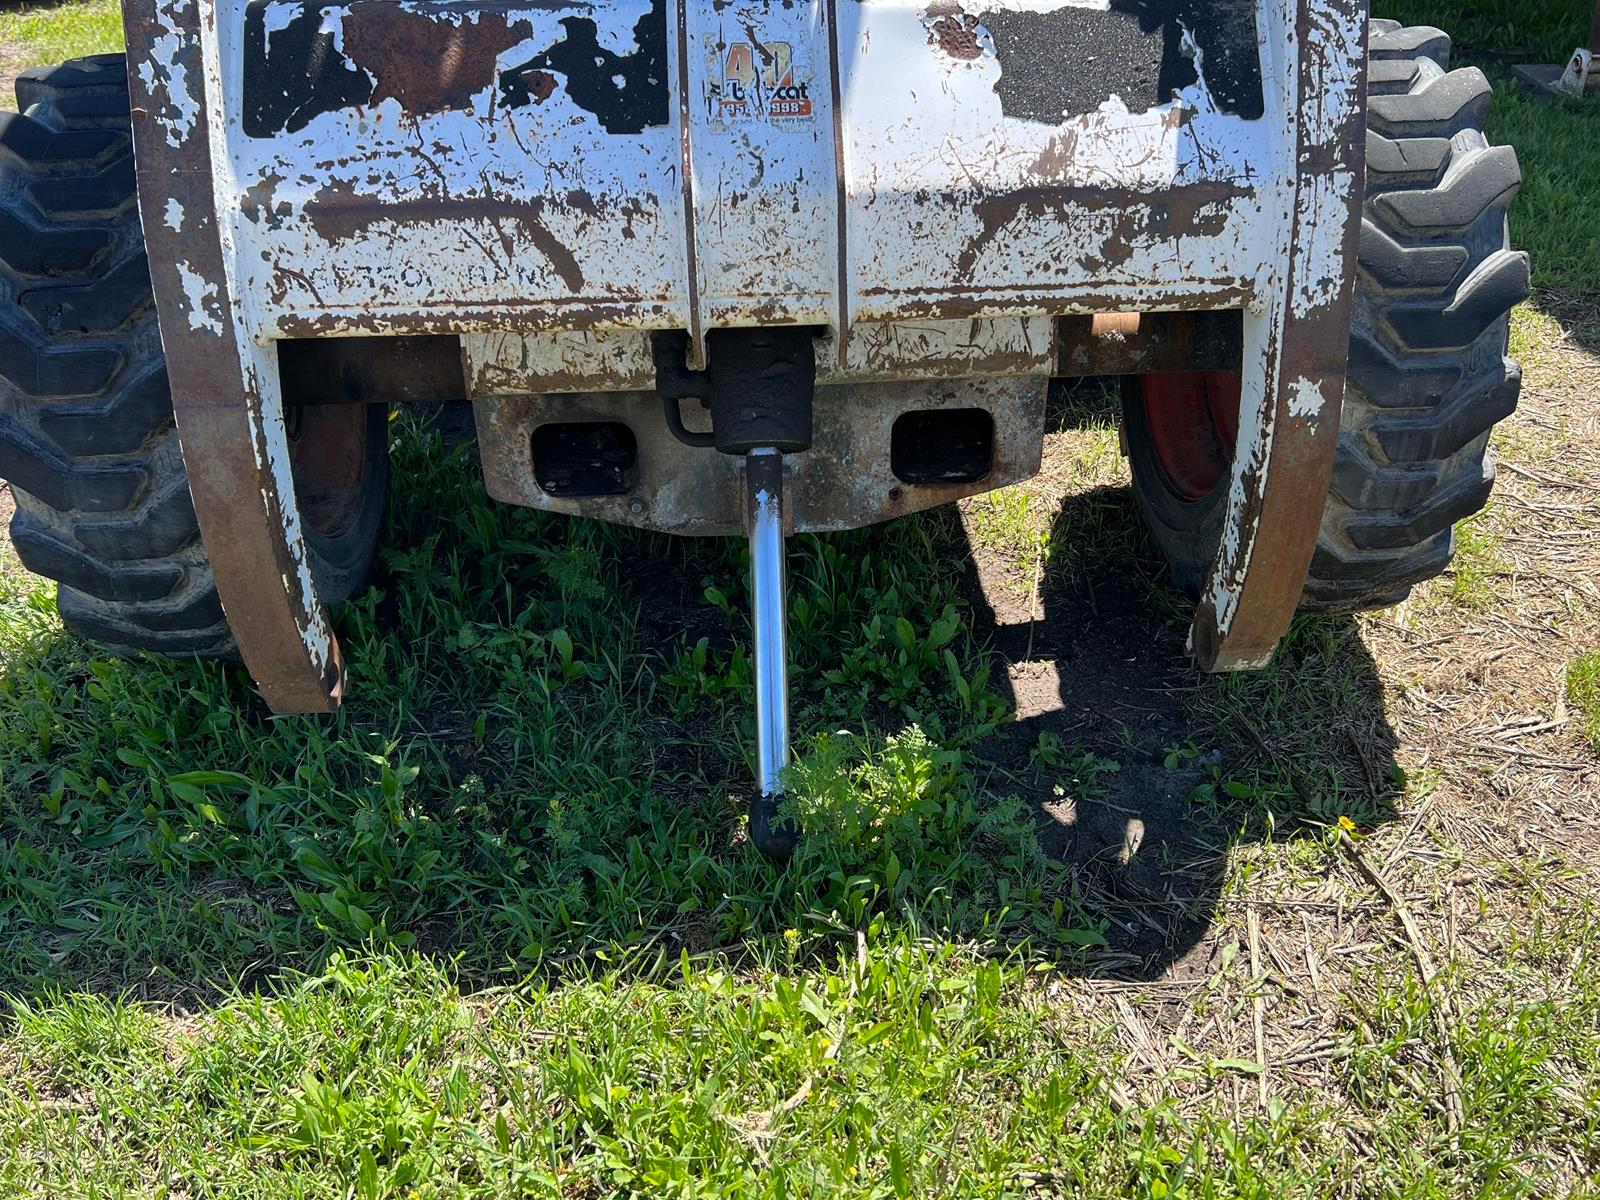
[175,261,222,334]
[1287,376,1327,423]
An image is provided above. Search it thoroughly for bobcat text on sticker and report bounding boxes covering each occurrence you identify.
[710,40,814,121]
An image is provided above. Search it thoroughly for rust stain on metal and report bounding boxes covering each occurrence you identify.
[467,319,1055,397]
[856,285,1254,321]
[122,0,345,714]
[238,170,286,226]
[1056,310,1243,376]
[928,13,983,61]
[304,183,590,294]
[473,377,1046,536]
[340,4,533,116]
[1027,105,1188,179]
[956,181,1249,278]
[525,70,558,105]
[1190,0,1370,672]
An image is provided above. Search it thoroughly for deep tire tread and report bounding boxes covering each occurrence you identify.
[1303,28,1524,611]
[1367,67,1491,140]
[0,57,231,656]
[1370,25,1452,70]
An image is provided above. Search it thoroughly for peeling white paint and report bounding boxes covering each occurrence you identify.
[262,3,298,39]
[142,2,200,148]
[466,329,657,395]
[201,0,1307,343]
[465,316,1056,396]
[1287,375,1328,424]
[981,1,1113,11]
[241,353,335,671]
[589,0,654,57]
[823,317,1055,383]
[1192,0,1362,659]
[1291,168,1353,318]
[1203,333,1275,641]
[320,7,347,55]
[175,260,223,334]
[162,0,1364,365]
[846,0,1275,324]
[163,197,185,231]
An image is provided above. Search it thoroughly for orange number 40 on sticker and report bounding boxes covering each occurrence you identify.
[717,40,814,120]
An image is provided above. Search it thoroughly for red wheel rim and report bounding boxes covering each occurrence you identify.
[286,404,371,540]
[1140,371,1242,501]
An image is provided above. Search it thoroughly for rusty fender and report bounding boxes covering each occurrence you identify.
[124,0,345,712]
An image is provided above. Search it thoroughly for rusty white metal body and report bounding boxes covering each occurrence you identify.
[122,0,1369,713]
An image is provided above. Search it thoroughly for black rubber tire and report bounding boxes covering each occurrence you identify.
[1124,21,1528,613]
[0,55,387,656]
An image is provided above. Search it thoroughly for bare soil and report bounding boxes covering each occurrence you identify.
[0,40,28,110]
[945,295,1600,1137]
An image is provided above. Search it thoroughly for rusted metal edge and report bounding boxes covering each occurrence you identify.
[1056,311,1243,377]
[268,283,1255,340]
[1189,0,1370,672]
[825,0,850,369]
[673,0,705,370]
[123,0,343,713]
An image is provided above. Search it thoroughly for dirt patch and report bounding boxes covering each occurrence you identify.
[0,483,13,564]
[945,294,1600,1140]
[1,39,31,110]
[934,383,1385,976]
[1363,292,1600,898]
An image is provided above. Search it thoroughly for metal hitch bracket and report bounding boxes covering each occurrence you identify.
[690,327,816,859]
[745,448,797,860]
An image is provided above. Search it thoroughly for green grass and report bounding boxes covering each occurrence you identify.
[1,2,1597,1195]
[0,418,1079,993]
[5,945,1596,1198]
[6,940,1596,1196]
[5,412,1593,1196]
[1570,652,1600,752]
[1378,0,1592,61]
[1442,506,1507,610]
[0,0,122,64]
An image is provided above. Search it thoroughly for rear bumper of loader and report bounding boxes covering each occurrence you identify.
[122,0,1369,711]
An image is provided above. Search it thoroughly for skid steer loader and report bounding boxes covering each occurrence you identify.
[0,1,1528,855]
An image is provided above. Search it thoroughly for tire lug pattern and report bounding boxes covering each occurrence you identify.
[1302,29,1524,613]
[0,56,232,655]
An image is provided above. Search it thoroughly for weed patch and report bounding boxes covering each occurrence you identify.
[1569,651,1600,752]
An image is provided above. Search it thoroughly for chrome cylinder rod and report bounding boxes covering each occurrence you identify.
[746,448,790,805]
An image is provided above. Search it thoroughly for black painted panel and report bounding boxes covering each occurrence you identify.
[242,0,669,139]
[983,1,1264,123]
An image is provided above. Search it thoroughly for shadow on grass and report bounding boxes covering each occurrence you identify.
[955,530,1400,979]
[0,400,1401,1004]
